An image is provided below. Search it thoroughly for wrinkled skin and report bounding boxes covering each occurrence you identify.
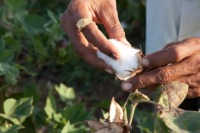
[61,0,129,72]
[61,1,200,98]
[122,38,200,98]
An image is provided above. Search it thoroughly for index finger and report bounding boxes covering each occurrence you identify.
[122,57,198,91]
[81,22,120,59]
[143,38,200,67]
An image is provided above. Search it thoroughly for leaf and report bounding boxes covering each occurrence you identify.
[0,124,23,133]
[155,89,169,108]
[2,36,22,54]
[101,109,109,120]
[154,113,169,133]
[109,97,123,122]
[47,9,57,23]
[58,48,67,58]
[53,113,63,123]
[55,83,75,101]
[129,89,150,102]
[4,0,27,11]
[0,113,20,125]
[3,97,33,123]
[157,108,200,133]
[34,39,48,58]
[0,49,14,62]
[155,81,188,108]
[23,82,40,104]
[0,63,19,85]
[62,103,92,123]
[23,14,46,34]
[61,122,83,133]
[134,109,154,133]
[44,89,57,119]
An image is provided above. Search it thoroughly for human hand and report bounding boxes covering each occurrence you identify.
[61,0,129,72]
[122,38,200,98]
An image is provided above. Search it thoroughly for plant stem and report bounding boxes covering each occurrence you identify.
[124,107,128,124]
[128,102,138,125]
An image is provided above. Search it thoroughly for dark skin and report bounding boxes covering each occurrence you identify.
[61,0,130,73]
[122,38,200,98]
[62,0,200,98]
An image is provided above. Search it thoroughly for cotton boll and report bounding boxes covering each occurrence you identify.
[97,39,143,80]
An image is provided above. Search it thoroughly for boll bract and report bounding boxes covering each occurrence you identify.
[97,39,143,80]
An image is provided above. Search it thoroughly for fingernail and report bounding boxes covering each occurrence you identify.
[122,83,132,91]
[142,58,150,67]
[105,69,114,74]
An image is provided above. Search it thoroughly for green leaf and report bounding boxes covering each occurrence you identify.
[55,83,75,101]
[0,63,19,85]
[2,36,21,53]
[101,109,109,120]
[3,97,34,123]
[61,122,84,133]
[62,103,92,123]
[155,81,188,108]
[34,39,48,58]
[129,89,150,103]
[23,14,46,34]
[134,109,154,133]
[157,109,200,133]
[47,9,57,23]
[4,0,27,11]
[0,49,14,62]
[44,89,57,119]
[154,113,169,133]
[0,113,20,125]
[23,82,40,104]
[0,124,23,133]
[53,113,63,123]
[58,48,67,58]
[155,88,169,108]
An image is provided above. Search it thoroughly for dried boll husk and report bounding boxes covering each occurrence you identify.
[109,97,123,123]
[97,39,143,80]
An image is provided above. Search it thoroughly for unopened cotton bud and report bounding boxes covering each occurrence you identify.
[97,39,143,80]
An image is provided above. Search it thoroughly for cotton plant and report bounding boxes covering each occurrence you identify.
[85,39,199,133]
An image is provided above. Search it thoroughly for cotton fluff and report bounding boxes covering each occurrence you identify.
[97,39,143,80]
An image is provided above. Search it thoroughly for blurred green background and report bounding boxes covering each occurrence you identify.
[0,0,146,132]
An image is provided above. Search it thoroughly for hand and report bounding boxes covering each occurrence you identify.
[122,38,200,98]
[61,0,129,72]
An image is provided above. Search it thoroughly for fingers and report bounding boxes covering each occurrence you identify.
[82,23,120,59]
[187,88,200,98]
[121,67,174,92]
[142,38,200,67]
[121,55,199,91]
[100,7,125,39]
[61,15,113,70]
[176,73,200,88]
[63,1,121,59]
[98,2,128,45]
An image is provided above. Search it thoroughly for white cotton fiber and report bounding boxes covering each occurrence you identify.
[97,39,142,80]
